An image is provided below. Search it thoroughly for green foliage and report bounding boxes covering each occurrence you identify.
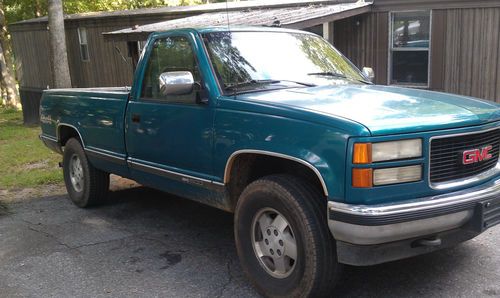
[0,107,63,189]
[4,0,232,24]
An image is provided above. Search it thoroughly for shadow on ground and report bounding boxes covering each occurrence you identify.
[0,185,499,297]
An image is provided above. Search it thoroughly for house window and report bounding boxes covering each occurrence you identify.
[389,11,431,87]
[77,27,90,61]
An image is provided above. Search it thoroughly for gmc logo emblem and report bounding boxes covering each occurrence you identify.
[462,145,493,165]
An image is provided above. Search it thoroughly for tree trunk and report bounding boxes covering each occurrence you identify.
[0,42,19,108]
[48,0,72,88]
[0,0,20,108]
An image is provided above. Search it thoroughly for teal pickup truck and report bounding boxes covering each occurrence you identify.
[40,27,500,297]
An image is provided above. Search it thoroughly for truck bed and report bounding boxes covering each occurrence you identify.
[40,86,130,162]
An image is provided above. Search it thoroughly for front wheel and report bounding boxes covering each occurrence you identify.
[62,138,109,208]
[234,174,342,297]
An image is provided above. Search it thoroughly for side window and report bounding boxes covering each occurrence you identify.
[389,11,431,87]
[141,36,201,103]
[77,27,89,62]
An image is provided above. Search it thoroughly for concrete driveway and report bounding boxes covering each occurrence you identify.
[1,182,499,298]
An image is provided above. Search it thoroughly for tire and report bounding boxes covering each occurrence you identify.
[234,174,342,298]
[62,138,109,208]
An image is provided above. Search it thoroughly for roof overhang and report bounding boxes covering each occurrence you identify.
[103,1,372,42]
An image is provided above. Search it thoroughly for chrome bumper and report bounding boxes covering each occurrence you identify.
[328,177,500,245]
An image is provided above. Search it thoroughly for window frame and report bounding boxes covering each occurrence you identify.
[387,10,432,88]
[139,34,202,104]
[77,27,90,62]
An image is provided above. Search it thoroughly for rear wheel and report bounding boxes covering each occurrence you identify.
[63,138,109,208]
[234,174,342,297]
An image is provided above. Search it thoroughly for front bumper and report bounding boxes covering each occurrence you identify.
[328,177,500,265]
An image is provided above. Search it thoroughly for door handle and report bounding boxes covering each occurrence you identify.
[131,114,141,123]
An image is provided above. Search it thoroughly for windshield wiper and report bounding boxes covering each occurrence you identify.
[307,71,348,79]
[225,79,315,91]
[307,72,371,84]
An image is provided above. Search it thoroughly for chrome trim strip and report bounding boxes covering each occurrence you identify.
[57,123,86,148]
[431,162,500,190]
[329,177,500,217]
[39,134,63,154]
[128,159,224,190]
[39,134,58,142]
[85,148,127,165]
[428,126,500,190]
[47,87,129,95]
[223,149,329,196]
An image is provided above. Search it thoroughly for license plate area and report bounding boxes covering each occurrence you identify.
[468,197,500,232]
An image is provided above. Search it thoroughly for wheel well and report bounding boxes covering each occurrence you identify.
[225,153,327,211]
[58,125,81,146]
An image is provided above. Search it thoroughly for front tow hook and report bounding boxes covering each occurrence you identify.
[412,237,442,247]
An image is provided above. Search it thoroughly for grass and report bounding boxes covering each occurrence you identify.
[0,107,63,189]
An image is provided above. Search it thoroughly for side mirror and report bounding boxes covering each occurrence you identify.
[362,67,375,82]
[159,71,194,96]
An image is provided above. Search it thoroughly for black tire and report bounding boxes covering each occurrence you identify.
[234,174,342,298]
[62,138,109,208]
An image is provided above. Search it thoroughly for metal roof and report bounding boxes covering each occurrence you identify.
[104,1,371,41]
[12,0,358,25]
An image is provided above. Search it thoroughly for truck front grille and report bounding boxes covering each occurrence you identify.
[430,128,500,184]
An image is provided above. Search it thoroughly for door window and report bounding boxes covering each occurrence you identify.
[141,36,201,103]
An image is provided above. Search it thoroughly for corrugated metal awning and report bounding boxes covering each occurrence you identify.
[103,1,372,41]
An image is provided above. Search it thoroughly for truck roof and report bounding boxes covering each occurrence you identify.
[149,26,315,36]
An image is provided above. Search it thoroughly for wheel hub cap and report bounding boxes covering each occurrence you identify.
[69,154,84,192]
[251,208,297,279]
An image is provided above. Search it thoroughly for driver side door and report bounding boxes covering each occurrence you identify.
[126,34,216,189]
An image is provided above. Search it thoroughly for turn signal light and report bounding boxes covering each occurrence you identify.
[353,143,372,164]
[352,168,373,188]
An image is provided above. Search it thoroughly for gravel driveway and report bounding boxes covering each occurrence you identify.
[1,181,499,297]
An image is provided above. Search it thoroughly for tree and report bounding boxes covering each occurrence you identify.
[0,0,20,108]
[48,0,72,88]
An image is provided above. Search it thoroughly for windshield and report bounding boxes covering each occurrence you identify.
[202,31,367,93]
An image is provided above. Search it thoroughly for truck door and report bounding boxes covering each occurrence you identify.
[125,34,217,187]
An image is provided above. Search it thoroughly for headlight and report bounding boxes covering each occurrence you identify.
[373,165,422,186]
[353,139,422,163]
[352,165,422,187]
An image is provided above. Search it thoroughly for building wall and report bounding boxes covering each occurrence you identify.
[442,7,500,101]
[333,12,389,85]
[65,22,135,88]
[333,6,500,102]
[11,26,53,89]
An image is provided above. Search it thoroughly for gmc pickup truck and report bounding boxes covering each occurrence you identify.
[40,27,500,297]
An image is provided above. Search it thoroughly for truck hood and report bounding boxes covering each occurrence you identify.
[236,85,500,136]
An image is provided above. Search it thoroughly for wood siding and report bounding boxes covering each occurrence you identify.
[373,0,500,11]
[10,13,201,90]
[442,7,500,101]
[334,7,500,102]
[333,12,389,85]
[11,28,53,89]
[65,24,135,87]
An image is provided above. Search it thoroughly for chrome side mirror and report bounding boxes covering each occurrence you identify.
[362,67,375,82]
[159,71,194,96]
